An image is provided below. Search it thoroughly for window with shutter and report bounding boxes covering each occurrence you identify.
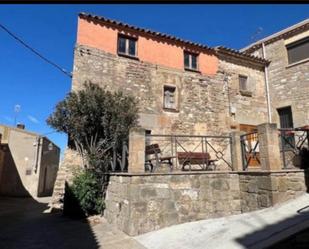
[163,86,176,110]
[286,37,309,65]
[239,75,252,97]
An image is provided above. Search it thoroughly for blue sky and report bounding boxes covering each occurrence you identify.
[0,4,308,157]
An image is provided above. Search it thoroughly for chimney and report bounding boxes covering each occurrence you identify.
[17,123,25,130]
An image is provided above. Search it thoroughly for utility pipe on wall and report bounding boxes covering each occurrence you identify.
[262,42,272,123]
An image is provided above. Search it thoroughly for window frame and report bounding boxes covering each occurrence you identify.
[163,85,178,111]
[286,36,309,65]
[184,51,199,72]
[239,74,252,97]
[117,34,138,59]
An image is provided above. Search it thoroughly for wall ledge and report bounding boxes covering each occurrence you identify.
[106,169,304,177]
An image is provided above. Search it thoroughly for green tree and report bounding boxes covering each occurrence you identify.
[47,82,138,157]
[47,82,139,216]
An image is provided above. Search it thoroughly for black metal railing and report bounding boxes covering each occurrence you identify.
[240,132,260,171]
[145,134,233,172]
[279,126,309,169]
[109,141,128,172]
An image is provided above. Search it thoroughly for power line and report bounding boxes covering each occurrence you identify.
[0,22,72,78]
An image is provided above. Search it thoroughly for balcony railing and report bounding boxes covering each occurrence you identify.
[279,126,309,169]
[145,134,233,172]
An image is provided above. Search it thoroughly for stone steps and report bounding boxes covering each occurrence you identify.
[49,148,82,212]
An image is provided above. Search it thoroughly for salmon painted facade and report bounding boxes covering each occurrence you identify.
[77,15,218,76]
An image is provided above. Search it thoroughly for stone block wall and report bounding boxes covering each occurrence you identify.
[72,44,270,136]
[218,59,268,128]
[72,44,231,136]
[239,171,308,212]
[251,36,309,127]
[105,170,308,236]
[105,172,242,236]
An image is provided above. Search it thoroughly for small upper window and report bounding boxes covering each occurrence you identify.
[163,86,176,110]
[239,75,248,92]
[286,37,309,64]
[118,35,137,57]
[184,52,198,71]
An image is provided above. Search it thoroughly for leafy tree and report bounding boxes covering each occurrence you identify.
[47,82,138,157]
[47,82,139,216]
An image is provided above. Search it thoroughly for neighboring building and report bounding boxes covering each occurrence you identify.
[241,19,309,129]
[72,13,269,137]
[0,124,60,197]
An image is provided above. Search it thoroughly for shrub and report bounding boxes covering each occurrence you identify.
[70,170,104,216]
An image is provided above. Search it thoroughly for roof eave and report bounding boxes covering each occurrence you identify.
[79,12,215,53]
[241,18,309,53]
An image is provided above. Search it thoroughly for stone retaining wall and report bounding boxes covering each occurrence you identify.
[240,171,308,212]
[105,170,308,236]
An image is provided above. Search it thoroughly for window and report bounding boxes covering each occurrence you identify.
[239,75,248,91]
[239,75,252,96]
[163,86,176,110]
[118,35,137,57]
[286,37,309,64]
[184,52,198,71]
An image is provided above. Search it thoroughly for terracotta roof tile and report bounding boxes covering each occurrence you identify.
[215,46,270,65]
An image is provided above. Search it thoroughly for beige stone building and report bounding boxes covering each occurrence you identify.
[0,124,60,197]
[242,19,309,129]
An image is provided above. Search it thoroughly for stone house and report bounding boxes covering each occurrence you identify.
[241,18,309,129]
[0,124,60,197]
[51,14,309,235]
[72,13,270,138]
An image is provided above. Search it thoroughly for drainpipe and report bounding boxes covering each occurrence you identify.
[34,136,42,173]
[262,42,272,123]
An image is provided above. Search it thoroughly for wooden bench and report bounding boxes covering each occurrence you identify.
[145,144,175,172]
[177,152,217,171]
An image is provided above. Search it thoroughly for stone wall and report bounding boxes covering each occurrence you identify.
[105,170,308,236]
[72,44,231,136]
[240,171,308,212]
[218,58,268,128]
[50,148,82,210]
[72,44,269,137]
[105,172,241,236]
[251,34,309,127]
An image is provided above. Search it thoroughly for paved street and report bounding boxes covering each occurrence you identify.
[136,194,309,249]
[1,195,309,249]
[0,197,145,249]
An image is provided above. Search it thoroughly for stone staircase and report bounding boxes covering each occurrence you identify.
[49,148,83,211]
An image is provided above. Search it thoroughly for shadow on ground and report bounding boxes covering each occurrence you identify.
[235,169,309,249]
[0,196,100,249]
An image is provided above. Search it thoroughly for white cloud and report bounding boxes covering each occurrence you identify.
[27,115,39,124]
